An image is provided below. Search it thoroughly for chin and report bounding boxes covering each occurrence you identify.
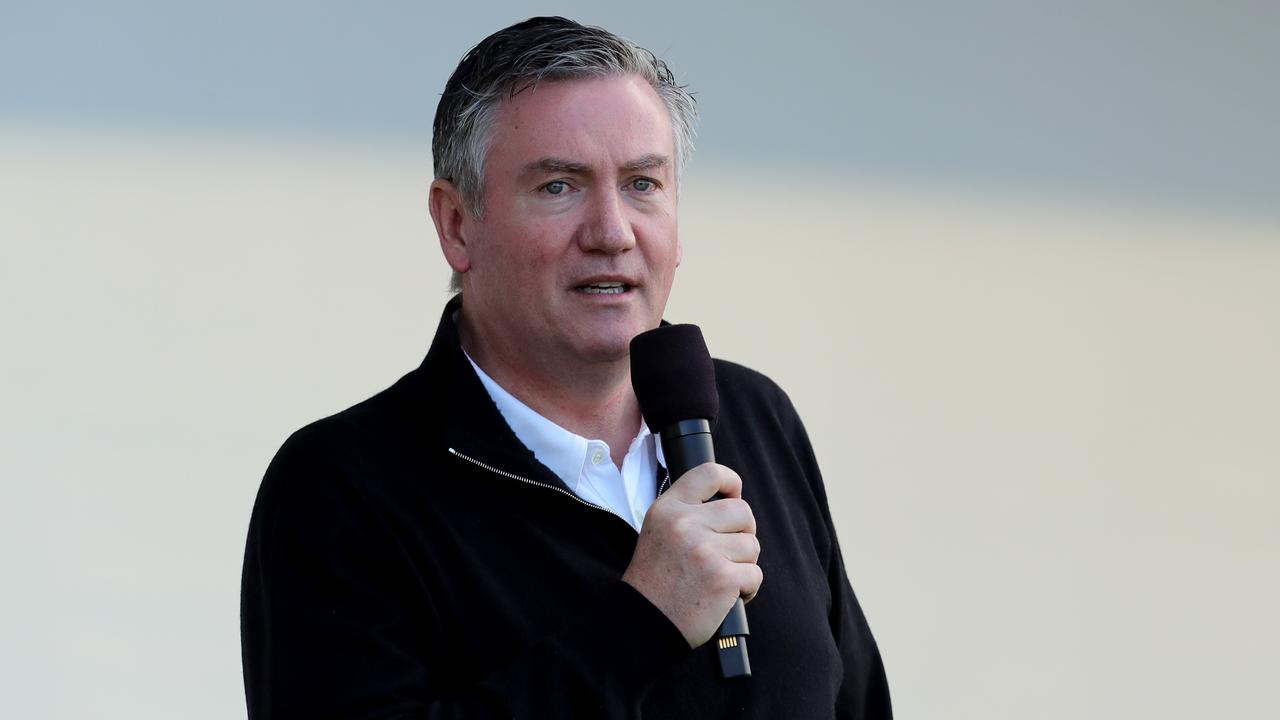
[564,305,666,363]
[571,328,642,364]
[577,340,632,364]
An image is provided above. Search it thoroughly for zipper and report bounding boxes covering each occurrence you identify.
[447,447,639,532]
[657,468,672,496]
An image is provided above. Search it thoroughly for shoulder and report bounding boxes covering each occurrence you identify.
[712,358,802,432]
[255,368,427,510]
[276,373,408,459]
[710,357,828,489]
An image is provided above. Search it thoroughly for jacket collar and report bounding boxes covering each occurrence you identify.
[414,294,574,493]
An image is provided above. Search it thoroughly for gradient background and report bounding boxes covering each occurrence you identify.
[2,2,1277,717]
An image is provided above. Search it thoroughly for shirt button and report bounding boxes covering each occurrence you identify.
[591,449,605,465]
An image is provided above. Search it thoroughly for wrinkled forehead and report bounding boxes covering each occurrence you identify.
[484,75,676,176]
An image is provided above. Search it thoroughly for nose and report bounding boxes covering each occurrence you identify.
[576,187,636,254]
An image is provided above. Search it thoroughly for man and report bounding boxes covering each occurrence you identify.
[241,16,890,719]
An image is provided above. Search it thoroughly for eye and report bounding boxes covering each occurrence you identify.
[542,180,569,195]
[630,177,659,192]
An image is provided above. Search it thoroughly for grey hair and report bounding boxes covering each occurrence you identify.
[432,17,697,293]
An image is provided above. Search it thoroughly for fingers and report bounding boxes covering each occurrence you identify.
[739,563,764,603]
[649,464,755,537]
[666,462,742,504]
[623,463,764,647]
[717,531,761,564]
[703,497,757,535]
[698,537,762,598]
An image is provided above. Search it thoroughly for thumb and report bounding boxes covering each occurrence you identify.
[666,463,741,504]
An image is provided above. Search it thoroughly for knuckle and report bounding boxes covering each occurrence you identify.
[709,465,741,494]
[690,542,717,569]
[726,498,756,532]
[669,512,696,542]
[744,566,764,602]
[648,496,675,521]
[712,564,738,592]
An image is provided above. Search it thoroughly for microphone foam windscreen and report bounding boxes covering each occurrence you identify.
[630,324,719,431]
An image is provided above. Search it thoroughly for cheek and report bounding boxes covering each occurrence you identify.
[649,219,681,270]
[532,244,559,267]
[490,228,562,293]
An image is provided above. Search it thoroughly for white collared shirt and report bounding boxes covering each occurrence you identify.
[465,353,664,531]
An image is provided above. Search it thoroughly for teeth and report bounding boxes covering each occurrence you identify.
[580,283,627,295]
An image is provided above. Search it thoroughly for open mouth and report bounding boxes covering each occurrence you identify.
[575,281,631,295]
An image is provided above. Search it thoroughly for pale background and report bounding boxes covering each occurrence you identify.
[2,2,1277,718]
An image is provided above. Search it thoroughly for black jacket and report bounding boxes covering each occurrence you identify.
[241,297,891,718]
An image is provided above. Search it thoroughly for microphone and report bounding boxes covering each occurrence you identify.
[630,324,751,680]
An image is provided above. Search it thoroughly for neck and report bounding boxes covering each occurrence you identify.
[458,312,642,467]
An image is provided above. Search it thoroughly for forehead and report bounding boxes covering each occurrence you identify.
[484,74,675,173]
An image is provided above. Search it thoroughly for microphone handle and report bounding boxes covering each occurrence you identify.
[660,420,752,680]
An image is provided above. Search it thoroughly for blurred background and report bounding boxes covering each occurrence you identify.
[2,1,1277,717]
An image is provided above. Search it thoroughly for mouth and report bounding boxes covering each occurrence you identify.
[573,280,633,296]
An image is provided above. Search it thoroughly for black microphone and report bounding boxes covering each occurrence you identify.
[630,324,751,680]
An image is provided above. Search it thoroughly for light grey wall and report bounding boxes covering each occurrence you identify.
[3,1,1277,216]
[4,129,1277,719]
[2,3,1278,718]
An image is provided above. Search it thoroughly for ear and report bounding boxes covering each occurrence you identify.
[429,179,472,275]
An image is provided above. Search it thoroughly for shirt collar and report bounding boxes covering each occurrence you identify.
[463,351,665,490]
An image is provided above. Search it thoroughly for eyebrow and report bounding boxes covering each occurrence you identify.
[520,157,591,177]
[621,153,669,173]
[519,154,670,178]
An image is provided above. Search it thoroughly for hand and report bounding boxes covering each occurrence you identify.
[622,462,762,648]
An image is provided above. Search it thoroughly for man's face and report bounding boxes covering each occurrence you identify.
[457,74,681,369]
